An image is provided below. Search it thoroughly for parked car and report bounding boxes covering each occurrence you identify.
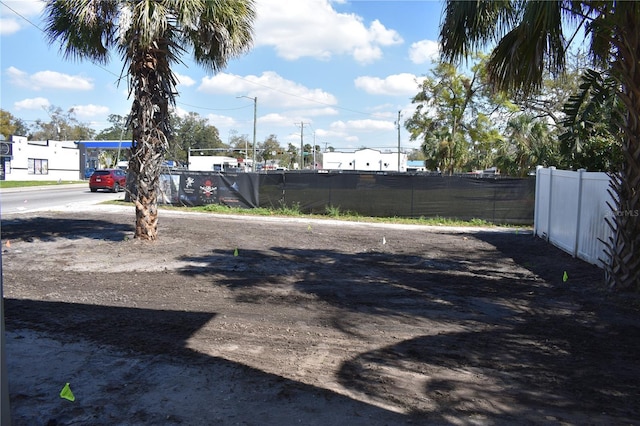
[89,169,127,193]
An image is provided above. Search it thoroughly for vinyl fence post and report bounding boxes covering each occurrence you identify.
[546,167,556,242]
[573,169,586,258]
[534,165,543,236]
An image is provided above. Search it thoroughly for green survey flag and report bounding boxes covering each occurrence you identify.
[563,271,569,282]
[233,248,239,257]
[60,383,75,402]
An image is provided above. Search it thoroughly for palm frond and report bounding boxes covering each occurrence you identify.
[183,0,256,73]
[439,0,518,63]
[559,67,622,170]
[486,1,566,97]
[43,0,120,64]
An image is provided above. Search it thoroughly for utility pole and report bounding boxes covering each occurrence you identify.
[252,97,257,172]
[297,122,309,170]
[397,110,401,172]
[237,96,257,171]
[300,122,304,170]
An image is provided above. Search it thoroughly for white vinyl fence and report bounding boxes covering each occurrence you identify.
[534,167,614,268]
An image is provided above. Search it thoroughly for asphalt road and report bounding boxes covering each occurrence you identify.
[0,184,125,216]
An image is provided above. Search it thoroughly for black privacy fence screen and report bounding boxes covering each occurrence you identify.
[141,171,535,225]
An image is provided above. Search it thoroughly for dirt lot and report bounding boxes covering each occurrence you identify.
[2,204,639,425]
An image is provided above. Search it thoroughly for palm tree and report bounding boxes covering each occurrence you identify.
[440,1,640,291]
[43,0,256,240]
[496,113,556,177]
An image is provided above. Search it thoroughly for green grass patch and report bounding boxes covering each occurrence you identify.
[0,180,84,188]
[106,200,530,229]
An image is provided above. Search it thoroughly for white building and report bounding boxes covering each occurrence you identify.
[1,135,81,181]
[188,154,239,172]
[322,148,407,172]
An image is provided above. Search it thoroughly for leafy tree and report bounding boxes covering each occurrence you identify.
[406,62,471,174]
[95,114,132,141]
[172,112,224,163]
[439,1,640,290]
[228,132,251,161]
[43,0,255,240]
[407,149,426,162]
[283,143,299,169]
[466,113,503,171]
[31,106,95,140]
[0,109,29,139]
[260,134,281,166]
[406,60,508,174]
[495,114,557,177]
[303,143,314,168]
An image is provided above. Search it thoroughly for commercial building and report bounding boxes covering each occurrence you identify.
[322,148,407,172]
[0,136,130,181]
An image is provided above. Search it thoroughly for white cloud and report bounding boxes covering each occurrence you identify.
[0,19,21,35]
[295,107,339,117]
[198,73,250,94]
[314,128,348,140]
[172,106,191,119]
[199,71,337,108]
[14,97,50,110]
[175,72,196,87]
[255,0,402,64]
[31,70,94,90]
[354,73,420,96]
[259,113,293,127]
[206,113,237,129]
[330,119,395,132]
[409,39,439,64]
[5,66,28,86]
[71,104,109,119]
[0,0,44,35]
[6,67,94,90]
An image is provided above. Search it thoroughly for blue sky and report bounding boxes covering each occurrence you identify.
[0,0,445,152]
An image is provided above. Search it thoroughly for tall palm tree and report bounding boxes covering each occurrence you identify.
[43,0,255,240]
[440,1,640,291]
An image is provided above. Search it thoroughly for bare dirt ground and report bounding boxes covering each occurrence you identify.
[2,205,639,426]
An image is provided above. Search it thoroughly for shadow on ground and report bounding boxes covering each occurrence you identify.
[0,216,133,242]
[173,233,640,423]
[476,231,606,287]
[5,299,413,426]
[4,213,639,424]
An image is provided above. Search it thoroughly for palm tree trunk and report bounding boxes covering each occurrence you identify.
[127,45,172,241]
[605,5,640,290]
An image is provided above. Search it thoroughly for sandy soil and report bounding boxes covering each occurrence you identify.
[1,204,639,426]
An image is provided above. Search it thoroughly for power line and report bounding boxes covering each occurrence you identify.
[0,1,42,32]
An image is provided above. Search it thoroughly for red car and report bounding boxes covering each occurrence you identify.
[89,169,127,193]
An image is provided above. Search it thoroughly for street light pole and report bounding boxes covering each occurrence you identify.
[237,96,257,172]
